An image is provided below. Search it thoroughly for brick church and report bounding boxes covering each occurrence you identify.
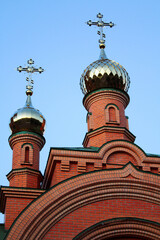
[1,14,160,239]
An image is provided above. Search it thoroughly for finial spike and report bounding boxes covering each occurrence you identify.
[99,48,107,59]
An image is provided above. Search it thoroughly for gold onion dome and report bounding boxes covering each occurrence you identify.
[10,59,45,136]
[80,13,130,95]
[80,48,130,95]
[9,91,46,136]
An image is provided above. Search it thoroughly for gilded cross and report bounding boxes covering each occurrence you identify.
[17,59,44,95]
[87,13,115,48]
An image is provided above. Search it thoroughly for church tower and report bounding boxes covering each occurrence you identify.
[7,59,46,188]
[80,13,135,148]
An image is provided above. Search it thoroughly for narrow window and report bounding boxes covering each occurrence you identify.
[109,107,116,122]
[25,147,29,163]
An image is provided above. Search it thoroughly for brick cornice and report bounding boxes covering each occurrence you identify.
[0,186,45,214]
[9,132,45,150]
[43,140,160,189]
[7,168,43,182]
[83,89,130,110]
[83,126,136,147]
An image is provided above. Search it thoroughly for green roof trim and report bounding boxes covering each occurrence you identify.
[73,217,160,239]
[5,161,160,239]
[146,153,160,158]
[21,143,33,149]
[86,112,92,122]
[49,146,99,152]
[8,131,45,142]
[0,224,8,240]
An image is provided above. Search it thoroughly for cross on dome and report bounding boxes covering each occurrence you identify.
[17,59,44,96]
[87,13,115,49]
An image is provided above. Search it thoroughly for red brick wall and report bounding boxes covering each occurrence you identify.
[87,131,132,147]
[8,133,44,188]
[50,161,80,187]
[107,151,137,165]
[88,97,127,130]
[43,198,160,239]
[84,90,129,132]
[83,90,134,147]
[12,141,40,170]
[9,173,40,188]
[49,152,138,187]
[5,197,33,230]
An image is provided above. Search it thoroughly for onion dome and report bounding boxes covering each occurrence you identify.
[80,13,130,95]
[80,49,130,95]
[9,92,46,136]
[10,59,45,136]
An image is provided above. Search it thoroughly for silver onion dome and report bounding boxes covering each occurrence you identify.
[9,93,46,136]
[80,48,130,95]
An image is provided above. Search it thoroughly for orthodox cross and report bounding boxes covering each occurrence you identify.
[87,13,115,48]
[17,59,44,95]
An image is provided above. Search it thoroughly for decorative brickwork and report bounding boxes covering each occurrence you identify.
[42,140,160,189]
[73,218,160,240]
[5,163,160,239]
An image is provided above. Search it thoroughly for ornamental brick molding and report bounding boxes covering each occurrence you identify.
[83,89,130,110]
[9,132,45,150]
[5,163,160,239]
[43,140,160,188]
[73,218,160,240]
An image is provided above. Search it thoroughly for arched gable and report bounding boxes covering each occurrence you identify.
[6,163,160,240]
[98,140,146,166]
[42,140,160,189]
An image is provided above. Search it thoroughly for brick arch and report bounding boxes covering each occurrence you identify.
[106,148,138,165]
[105,103,120,124]
[73,218,160,240]
[99,140,146,165]
[6,164,160,240]
[21,143,34,164]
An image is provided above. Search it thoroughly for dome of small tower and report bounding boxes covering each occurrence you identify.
[9,93,46,136]
[10,59,45,136]
[80,13,130,95]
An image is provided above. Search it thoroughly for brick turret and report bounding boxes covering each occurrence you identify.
[83,89,135,148]
[7,132,45,188]
[8,70,46,188]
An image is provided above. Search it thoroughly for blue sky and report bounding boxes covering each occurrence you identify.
[1,0,160,223]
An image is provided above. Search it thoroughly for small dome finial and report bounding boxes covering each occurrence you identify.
[17,59,44,96]
[86,13,115,51]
